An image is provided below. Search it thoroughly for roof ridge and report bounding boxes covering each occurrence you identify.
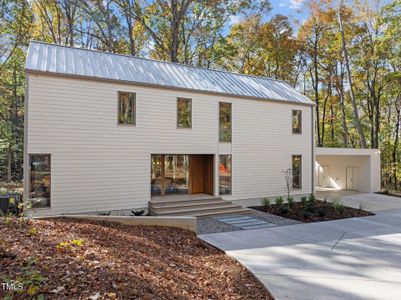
[29,40,288,83]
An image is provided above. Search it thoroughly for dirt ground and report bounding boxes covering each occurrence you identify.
[0,218,272,299]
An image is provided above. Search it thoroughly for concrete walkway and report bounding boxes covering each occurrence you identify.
[199,194,401,300]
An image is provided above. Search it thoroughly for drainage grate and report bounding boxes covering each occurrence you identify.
[213,215,277,230]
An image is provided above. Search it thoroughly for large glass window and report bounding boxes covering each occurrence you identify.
[118,92,136,125]
[29,154,51,208]
[219,154,232,195]
[177,98,192,128]
[151,155,163,196]
[219,102,232,142]
[164,155,189,195]
[292,110,302,134]
[292,155,302,189]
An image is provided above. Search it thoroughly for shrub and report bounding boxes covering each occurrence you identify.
[332,198,344,214]
[303,210,312,219]
[261,197,270,207]
[287,196,294,208]
[308,194,316,202]
[275,197,284,208]
[318,208,327,217]
[280,206,289,214]
[300,196,308,206]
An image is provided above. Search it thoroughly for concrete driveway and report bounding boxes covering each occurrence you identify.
[199,194,401,300]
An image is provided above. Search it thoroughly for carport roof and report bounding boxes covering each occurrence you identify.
[316,147,380,156]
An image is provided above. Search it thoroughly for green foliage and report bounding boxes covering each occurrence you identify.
[332,198,345,214]
[308,194,316,202]
[287,196,294,208]
[275,196,284,208]
[300,196,308,206]
[261,197,270,207]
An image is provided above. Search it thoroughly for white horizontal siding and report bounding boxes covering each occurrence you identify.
[27,74,313,215]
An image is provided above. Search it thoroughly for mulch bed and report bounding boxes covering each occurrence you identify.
[251,200,374,223]
[0,218,272,300]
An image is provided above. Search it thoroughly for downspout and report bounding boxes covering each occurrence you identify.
[23,74,29,204]
[311,105,315,194]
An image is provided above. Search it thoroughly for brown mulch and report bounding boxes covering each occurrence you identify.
[251,200,374,223]
[0,218,272,300]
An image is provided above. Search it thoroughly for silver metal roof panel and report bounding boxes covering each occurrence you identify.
[25,41,314,105]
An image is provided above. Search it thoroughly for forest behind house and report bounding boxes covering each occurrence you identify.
[0,0,400,192]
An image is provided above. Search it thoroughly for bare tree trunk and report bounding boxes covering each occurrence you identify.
[393,103,400,190]
[337,2,366,148]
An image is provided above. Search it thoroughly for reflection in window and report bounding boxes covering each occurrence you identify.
[29,154,51,208]
[292,110,302,134]
[219,155,232,195]
[292,155,302,189]
[151,155,162,196]
[118,92,136,125]
[164,155,189,195]
[219,102,232,142]
[177,98,192,128]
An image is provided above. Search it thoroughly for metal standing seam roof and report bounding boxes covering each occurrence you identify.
[25,41,314,105]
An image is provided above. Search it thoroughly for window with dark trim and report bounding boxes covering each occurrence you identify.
[292,155,302,189]
[29,154,51,208]
[292,110,302,134]
[219,154,232,195]
[118,92,136,125]
[177,98,192,128]
[219,102,232,142]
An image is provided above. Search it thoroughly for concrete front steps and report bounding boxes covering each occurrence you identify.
[149,197,251,217]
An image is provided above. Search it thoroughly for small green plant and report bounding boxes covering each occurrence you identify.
[28,227,37,236]
[287,196,294,208]
[71,239,84,247]
[308,194,316,202]
[332,198,344,214]
[261,197,270,207]
[56,239,84,251]
[300,196,308,206]
[275,196,284,208]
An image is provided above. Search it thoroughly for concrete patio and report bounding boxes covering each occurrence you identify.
[199,193,401,300]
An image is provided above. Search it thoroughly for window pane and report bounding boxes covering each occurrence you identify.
[151,155,162,196]
[164,155,189,195]
[292,110,302,133]
[292,155,302,189]
[29,154,51,208]
[219,155,232,195]
[118,92,135,125]
[219,102,232,142]
[177,98,192,128]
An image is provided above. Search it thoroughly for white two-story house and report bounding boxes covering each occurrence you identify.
[24,41,380,216]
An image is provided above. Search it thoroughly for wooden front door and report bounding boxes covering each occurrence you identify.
[189,155,213,195]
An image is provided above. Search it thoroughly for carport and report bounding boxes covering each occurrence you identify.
[315,147,381,193]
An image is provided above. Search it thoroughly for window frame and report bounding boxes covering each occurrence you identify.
[176,97,192,129]
[219,154,232,196]
[292,154,302,190]
[219,102,232,143]
[117,91,136,126]
[28,153,51,209]
[292,109,302,134]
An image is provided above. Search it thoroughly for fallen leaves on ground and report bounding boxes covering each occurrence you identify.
[0,218,272,299]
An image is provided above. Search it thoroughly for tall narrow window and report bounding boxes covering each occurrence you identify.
[292,155,302,189]
[177,98,192,128]
[118,92,136,125]
[292,110,302,134]
[29,154,51,208]
[219,102,232,142]
[219,154,232,195]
